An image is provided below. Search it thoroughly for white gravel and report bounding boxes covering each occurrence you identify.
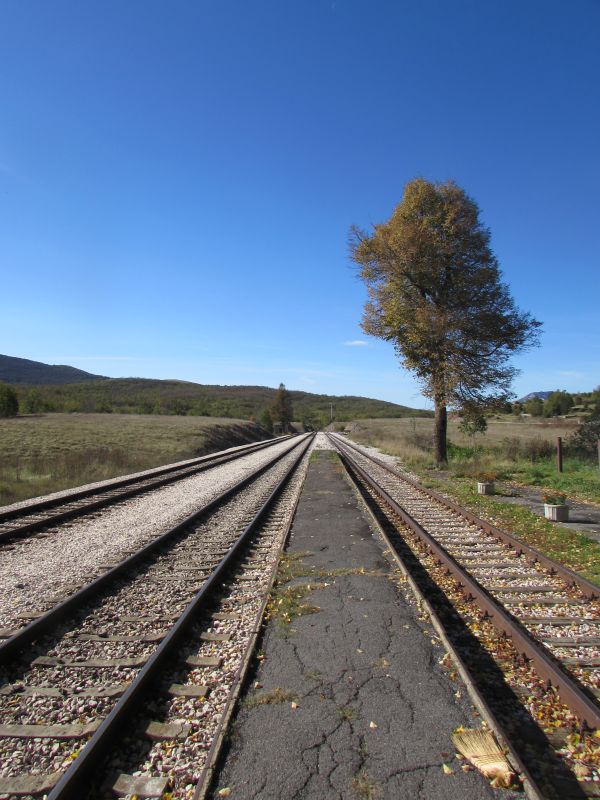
[0,437,303,631]
[0,440,308,796]
[0,443,309,784]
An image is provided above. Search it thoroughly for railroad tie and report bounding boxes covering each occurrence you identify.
[0,772,63,796]
[0,721,100,738]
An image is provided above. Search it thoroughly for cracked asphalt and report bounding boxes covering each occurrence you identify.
[213,451,518,799]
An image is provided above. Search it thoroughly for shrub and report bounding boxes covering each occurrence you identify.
[0,383,18,417]
[541,490,567,505]
[570,413,600,457]
[522,437,554,461]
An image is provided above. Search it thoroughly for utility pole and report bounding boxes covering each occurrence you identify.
[330,403,333,423]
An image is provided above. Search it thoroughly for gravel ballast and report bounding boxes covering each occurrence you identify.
[0,437,301,631]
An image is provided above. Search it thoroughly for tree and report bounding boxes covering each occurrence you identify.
[259,408,274,433]
[22,389,46,414]
[458,409,487,440]
[543,390,573,417]
[270,383,294,431]
[350,178,541,462]
[571,406,600,456]
[524,396,544,417]
[0,383,19,417]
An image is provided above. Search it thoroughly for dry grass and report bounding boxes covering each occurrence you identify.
[349,416,578,456]
[0,413,263,506]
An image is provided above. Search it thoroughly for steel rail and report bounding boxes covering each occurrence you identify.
[331,433,599,600]
[0,435,292,544]
[329,434,600,731]
[345,450,544,800]
[47,433,314,800]
[0,433,311,665]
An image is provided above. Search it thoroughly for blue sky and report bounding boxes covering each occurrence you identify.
[1,1,598,408]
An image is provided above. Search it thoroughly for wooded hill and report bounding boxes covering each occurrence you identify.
[11,378,431,425]
[0,354,105,385]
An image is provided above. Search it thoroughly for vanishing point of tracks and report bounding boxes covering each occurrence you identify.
[329,432,600,799]
[0,433,313,799]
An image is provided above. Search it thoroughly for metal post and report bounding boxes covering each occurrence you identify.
[557,436,563,473]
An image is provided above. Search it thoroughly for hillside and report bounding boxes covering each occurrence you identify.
[0,354,105,385]
[3,354,431,423]
[12,377,430,423]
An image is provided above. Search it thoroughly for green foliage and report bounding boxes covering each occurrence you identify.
[571,408,600,455]
[524,396,544,416]
[350,178,541,463]
[11,378,430,424]
[458,410,487,438]
[21,389,47,414]
[0,383,18,417]
[259,408,274,433]
[543,390,574,417]
[270,383,294,429]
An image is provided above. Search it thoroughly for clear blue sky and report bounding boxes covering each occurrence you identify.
[1,1,598,408]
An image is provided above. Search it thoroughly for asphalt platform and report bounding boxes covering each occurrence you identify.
[212,451,518,800]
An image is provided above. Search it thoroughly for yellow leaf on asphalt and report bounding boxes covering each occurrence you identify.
[291,702,298,709]
[369,721,378,729]
[217,789,231,797]
[442,764,454,775]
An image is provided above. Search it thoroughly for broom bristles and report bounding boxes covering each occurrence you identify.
[452,729,517,788]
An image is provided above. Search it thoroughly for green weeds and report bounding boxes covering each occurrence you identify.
[242,688,298,708]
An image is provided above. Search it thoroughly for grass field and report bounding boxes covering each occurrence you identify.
[0,413,268,506]
[346,416,600,501]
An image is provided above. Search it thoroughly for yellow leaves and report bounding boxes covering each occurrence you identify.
[442,763,454,775]
[217,789,231,797]
[369,721,378,729]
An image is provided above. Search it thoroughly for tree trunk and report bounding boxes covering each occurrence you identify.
[434,396,448,463]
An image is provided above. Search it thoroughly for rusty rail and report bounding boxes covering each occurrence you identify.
[329,433,600,730]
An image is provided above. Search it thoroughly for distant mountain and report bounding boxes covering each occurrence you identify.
[0,354,106,385]
[517,391,554,403]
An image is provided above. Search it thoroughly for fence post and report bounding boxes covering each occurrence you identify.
[597,439,600,471]
[556,436,563,473]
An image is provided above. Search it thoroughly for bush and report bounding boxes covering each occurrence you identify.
[0,383,18,417]
[522,437,554,461]
[570,413,600,456]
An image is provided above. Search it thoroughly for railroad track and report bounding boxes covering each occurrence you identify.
[0,433,313,799]
[0,435,292,544]
[328,433,600,799]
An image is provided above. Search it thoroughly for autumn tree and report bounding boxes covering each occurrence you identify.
[350,178,541,462]
[270,383,294,431]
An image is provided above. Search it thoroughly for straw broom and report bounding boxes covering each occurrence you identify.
[452,728,517,788]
